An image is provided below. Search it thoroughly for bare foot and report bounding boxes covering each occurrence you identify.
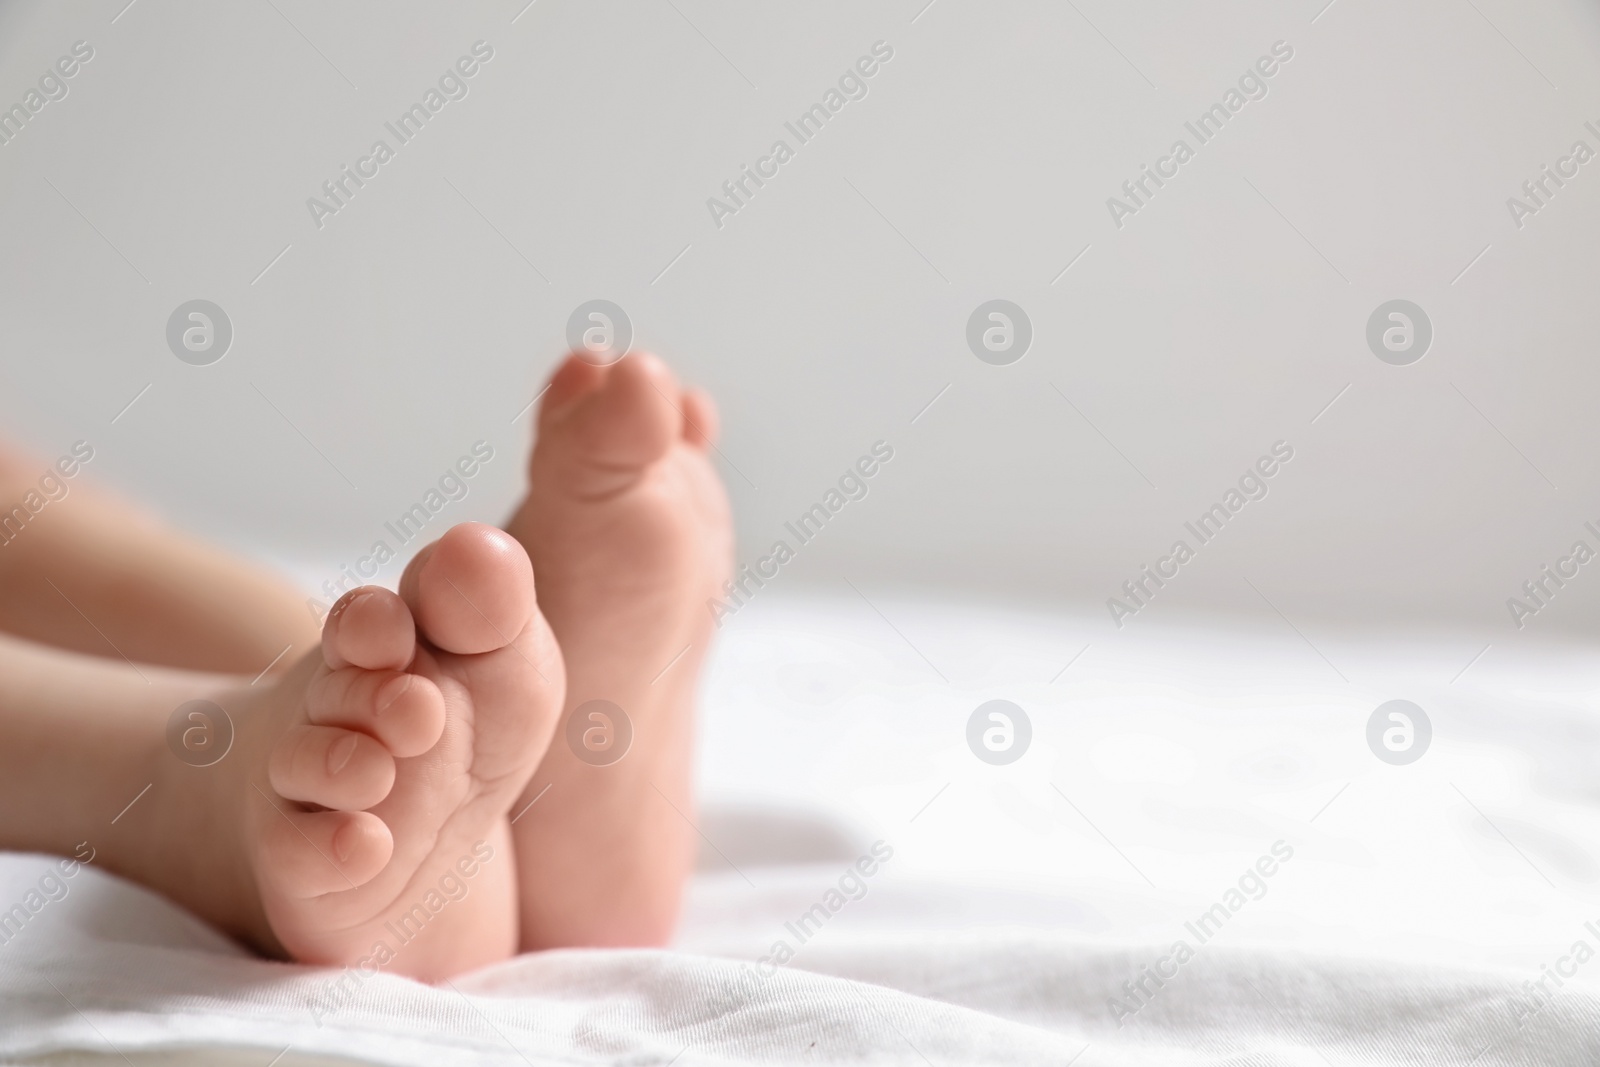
[506,352,732,949]
[143,522,564,980]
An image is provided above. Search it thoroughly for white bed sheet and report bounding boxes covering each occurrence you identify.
[3,593,1599,1065]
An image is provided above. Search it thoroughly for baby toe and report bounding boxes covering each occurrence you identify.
[322,587,416,672]
[399,523,535,656]
[306,666,446,759]
[256,808,392,898]
[682,386,719,449]
[269,724,395,811]
[544,351,682,481]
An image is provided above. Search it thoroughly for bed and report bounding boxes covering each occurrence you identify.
[3,593,1597,1065]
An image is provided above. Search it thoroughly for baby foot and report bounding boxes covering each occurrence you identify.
[506,352,732,949]
[151,522,564,981]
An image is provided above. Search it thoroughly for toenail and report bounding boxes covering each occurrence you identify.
[328,589,371,622]
[326,734,359,776]
[331,821,355,864]
[375,673,413,714]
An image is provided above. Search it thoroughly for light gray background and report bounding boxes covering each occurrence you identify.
[2,0,1599,643]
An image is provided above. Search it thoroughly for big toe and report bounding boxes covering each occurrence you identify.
[400,522,536,655]
[535,352,683,490]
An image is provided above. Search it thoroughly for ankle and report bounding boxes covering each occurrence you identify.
[137,690,270,950]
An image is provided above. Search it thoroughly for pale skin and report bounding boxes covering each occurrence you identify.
[0,352,731,979]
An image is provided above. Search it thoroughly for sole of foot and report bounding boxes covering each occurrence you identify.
[153,522,565,982]
[505,351,733,949]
